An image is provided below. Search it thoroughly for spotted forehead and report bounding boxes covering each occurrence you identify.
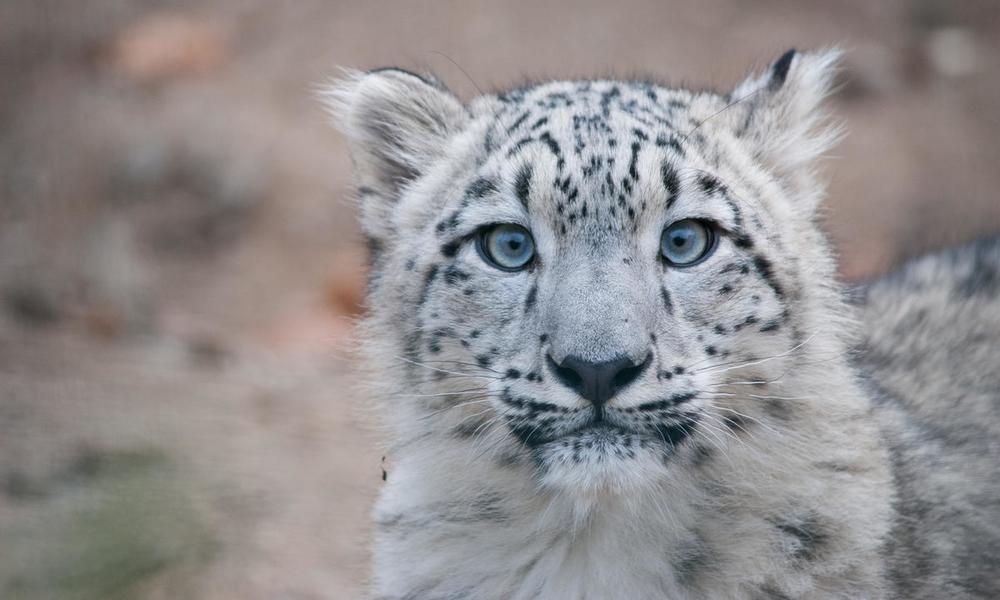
[477,81,724,236]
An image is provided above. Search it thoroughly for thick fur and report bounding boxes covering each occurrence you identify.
[324,51,1000,599]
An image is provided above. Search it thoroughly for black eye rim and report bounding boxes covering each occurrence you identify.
[475,223,537,272]
[659,219,719,268]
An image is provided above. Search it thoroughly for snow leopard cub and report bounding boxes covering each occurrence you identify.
[326,50,1000,599]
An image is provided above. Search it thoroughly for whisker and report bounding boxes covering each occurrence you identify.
[397,387,490,399]
[695,332,820,375]
[393,355,502,380]
[418,396,495,421]
[416,359,504,375]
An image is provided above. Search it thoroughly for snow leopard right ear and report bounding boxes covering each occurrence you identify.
[728,49,843,211]
[322,68,467,237]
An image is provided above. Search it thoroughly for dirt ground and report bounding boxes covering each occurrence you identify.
[1,1,999,598]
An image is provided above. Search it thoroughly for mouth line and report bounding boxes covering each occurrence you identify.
[509,411,700,451]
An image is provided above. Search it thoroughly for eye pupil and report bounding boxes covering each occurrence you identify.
[660,219,715,267]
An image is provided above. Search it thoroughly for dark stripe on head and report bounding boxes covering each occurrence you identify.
[466,177,498,200]
[515,164,533,209]
[661,161,680,203]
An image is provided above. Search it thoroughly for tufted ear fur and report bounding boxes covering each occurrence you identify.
[322,68,467,240]
[729,49,843,210]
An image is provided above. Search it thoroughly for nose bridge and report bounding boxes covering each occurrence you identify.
[545,256,650,364]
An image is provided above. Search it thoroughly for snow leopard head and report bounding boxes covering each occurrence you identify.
[327,49,848,492]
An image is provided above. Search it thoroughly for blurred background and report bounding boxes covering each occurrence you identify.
[1,1,999,598]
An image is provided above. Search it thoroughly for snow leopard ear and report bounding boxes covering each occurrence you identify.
[322,68,467,239]
[729,49,842,207]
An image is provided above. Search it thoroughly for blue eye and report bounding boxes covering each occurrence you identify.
[477,224,536,271]
[660,219,716,267]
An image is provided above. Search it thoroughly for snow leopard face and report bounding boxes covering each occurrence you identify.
[329,50,844,492]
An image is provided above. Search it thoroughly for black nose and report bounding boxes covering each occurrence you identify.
[547,352,652,407]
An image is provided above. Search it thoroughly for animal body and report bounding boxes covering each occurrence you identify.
[325,49,1000,599]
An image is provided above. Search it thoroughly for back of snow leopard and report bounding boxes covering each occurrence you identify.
[860,235,1000,599]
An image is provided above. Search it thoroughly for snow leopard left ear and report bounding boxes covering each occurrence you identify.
[729,49,842,206]
[322,68,467,241]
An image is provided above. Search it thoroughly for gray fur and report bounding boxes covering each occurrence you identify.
[324,51,1000,599]
[858,235,1000,599]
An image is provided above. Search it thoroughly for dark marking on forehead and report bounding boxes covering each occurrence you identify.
[661,161,681,204]
[538,131,562,160]
[514,164,533,209]
[466,177,498,199]
[698,174,721,195]
[599,85,621,116]
[656,134,685,157]
[628,141,642,181]
[506,111,530,135]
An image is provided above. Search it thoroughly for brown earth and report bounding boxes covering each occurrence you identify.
[1,1,999,598]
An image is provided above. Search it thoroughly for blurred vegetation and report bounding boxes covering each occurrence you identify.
[1,447,216,600]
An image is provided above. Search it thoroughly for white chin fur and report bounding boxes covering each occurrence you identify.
[533,433,671,495]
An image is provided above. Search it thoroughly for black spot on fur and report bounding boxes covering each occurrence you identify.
[653,416,699,451]
[628,142,641,180]
[734,234,755,250]
[774,514,827,561]
[441,241,460,258]
[760,320,781,332]
[697,174,721,195]
[636,392,697,412]
[539,131,562,158]
[752,254,785,299]
[514,164,533,208]
[444,265,470,285]
[506,111,530,134]
[524,284,538,313]
[673,535,713,585]
[417,265,440,308]
[661,161,680,204]
[771,49,797,88]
